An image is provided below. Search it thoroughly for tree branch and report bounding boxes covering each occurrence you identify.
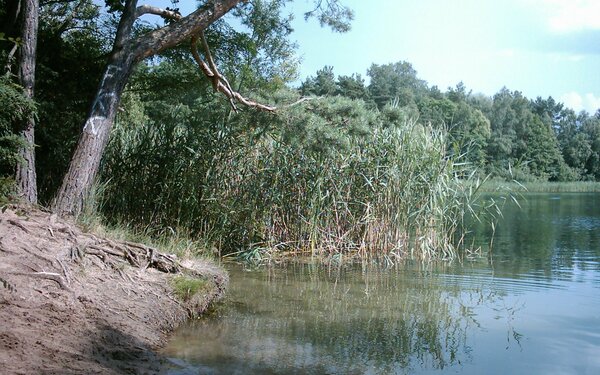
[54,0,88,36]
[198,31,220,92]
[132,0,243,61]
[190,33,276,113]
[135,5,182,20]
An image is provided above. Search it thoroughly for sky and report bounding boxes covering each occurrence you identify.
[167,0,600,113]
[286,0,600,113]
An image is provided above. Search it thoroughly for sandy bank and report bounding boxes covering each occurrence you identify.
[0,205,227,374]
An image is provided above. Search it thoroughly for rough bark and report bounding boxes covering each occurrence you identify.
[52,0,244,217]
[16,0,40,204]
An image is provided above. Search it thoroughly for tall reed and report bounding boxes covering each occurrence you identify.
[100,94,482,260]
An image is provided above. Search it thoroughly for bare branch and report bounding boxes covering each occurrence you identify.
[198,31,237,101]
[190,33,276,113]
[190,34,235,108]
[135,5,182,20]
[198,31,220,91]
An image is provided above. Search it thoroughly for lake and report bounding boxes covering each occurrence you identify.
[162,193,600,374]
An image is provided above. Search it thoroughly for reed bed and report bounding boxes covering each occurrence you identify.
[100,95,484,260]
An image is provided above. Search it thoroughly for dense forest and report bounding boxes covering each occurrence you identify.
[1,0,599,258]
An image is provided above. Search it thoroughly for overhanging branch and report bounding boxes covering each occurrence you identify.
[190,32,276,113]
[132,0,243,61]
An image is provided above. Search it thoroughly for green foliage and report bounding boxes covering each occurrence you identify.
[0,77,36,199]
[300,66,337,96]
[0,32,21,45]
[6,0,598,263]
[482,89,566,181]
[299,63,600,184]
[301,67,372,104]
[33,10,109,203]
[303,0,354,33]
[449,103,490,168]
[368,61,427,109]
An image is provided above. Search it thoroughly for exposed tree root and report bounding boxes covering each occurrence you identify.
[0,204,228,374]
[11,271,71,291]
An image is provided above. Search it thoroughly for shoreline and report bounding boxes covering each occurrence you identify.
[0,205,227,374]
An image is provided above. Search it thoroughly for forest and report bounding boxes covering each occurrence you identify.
[2,0,599,259]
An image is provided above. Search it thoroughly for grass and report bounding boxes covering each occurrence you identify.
[170,276,207,302]
[77,189,220,263]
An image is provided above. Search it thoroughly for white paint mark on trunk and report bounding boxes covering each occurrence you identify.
[83,116,105,136]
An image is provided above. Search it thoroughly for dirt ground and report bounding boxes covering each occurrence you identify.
[0,205,227,374]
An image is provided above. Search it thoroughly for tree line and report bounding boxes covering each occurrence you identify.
[300,63,600,182]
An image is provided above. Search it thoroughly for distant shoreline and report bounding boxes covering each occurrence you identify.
[479,181,600,193]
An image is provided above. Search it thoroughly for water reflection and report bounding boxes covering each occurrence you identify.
[164,193,600,374]
[165,263,526,374]
[469,193,600,281]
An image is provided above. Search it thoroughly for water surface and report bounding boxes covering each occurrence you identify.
[163,193,600,374]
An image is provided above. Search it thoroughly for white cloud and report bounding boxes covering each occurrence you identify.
[560,92,600,113]
[523,0,600,32]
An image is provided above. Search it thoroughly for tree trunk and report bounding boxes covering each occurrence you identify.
[16,0,39,204]
[51,0,243,217]
[51,55,136,216]
[51,0,138,216]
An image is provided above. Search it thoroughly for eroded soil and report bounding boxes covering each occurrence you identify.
[0,205,227,374]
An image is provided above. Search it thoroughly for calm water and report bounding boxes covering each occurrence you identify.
[163,193,600,374]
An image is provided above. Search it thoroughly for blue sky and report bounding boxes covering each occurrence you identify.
[162,0,600,113]
[287,0,600,113]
